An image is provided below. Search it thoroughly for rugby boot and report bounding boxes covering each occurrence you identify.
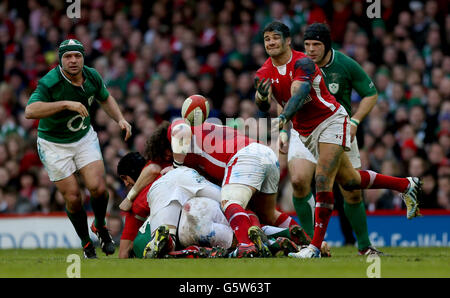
[90,222,115,256]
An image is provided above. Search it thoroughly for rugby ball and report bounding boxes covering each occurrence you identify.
[181,94,210,125]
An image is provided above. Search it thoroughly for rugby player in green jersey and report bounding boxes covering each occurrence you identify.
[25,39,132,258]
[302,23,380,255]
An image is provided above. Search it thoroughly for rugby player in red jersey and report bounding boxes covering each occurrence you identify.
[254,21,422,258]
[152,119,308,258]
[116,152,167,258]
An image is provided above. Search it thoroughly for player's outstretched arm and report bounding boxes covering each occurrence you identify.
[99,95,132,141]
[272,80,311,130]
[119,163,162,211]
[25,101,89,119]
[171,122,192,167]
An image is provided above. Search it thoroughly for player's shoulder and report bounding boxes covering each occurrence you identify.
[292,50,316,74]
[256,57,273,76]
[333,50,361,69]
[38,66,63,88]
[83,65,103,82]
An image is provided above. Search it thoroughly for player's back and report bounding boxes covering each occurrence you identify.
[188,122,256,181]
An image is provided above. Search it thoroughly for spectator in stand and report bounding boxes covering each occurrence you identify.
[0,0,448,216]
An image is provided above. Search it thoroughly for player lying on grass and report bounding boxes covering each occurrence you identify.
[117,151,313,258]
[255,21,422,258]
[117,151,225,258]
[149,120,311,258]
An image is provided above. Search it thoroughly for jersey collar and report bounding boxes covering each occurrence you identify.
[323,49,335,68]
[271,50,292,68]
[58,65,86,90]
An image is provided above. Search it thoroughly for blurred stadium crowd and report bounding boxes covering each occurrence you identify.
[0,0,449,216]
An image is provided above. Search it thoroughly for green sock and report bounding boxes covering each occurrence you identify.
[261,226,290,239]
[344,201,371,250]
[292,193,315,238]
[90,191,109,228]
[66,208,92,247]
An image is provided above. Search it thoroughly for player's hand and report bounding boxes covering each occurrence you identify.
[161,165,174,175]
[254,77,271,101]
[271,116,287,132]
[279,130,289,155]
[119,198,133,212]
[65,101,89,117]
[118,119,132,141]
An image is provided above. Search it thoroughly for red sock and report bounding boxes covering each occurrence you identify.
[311,192,334,249]
[246,210,261,227]
[359,170,409,192]
[224,203,252,244]
[274,212,298,228]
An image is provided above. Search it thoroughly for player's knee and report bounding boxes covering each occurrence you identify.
[343,189,362,204]
[221,184,253,211]
[315,174,333,192]
[291,174,312,196]
[87,180,107,198]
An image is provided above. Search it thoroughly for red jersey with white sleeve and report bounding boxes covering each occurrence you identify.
[255,49,340,136]
[168,120,255,182]
[121,160,168,241]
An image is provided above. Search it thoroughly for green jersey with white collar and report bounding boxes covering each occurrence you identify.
[28,65,109,143]
[320,49,377,117]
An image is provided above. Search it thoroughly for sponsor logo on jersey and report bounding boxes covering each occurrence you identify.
[271,78,279,84]
[328,82,339,94]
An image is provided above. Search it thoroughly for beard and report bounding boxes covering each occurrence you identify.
[64,65,82,76]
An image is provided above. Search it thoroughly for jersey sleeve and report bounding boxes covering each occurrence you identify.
[90,67,110,102]
[293,57,316,83]
[255,65,270,81]
[27,81,52,104]
[347,58,377,98]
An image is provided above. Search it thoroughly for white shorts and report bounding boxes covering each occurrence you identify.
[223,143,279,194]
[37,126,103,181]
[299,106,351,160]
[288,128,361,168]
[287,129,317,163]
[178,197,233,249]
[148,167,221,234]
[346,138,361,169]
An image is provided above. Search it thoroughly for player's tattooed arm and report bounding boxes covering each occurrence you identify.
[279,57,315,122]
[279,80,311,123]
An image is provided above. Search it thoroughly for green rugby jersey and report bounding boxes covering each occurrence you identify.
[28,65,109,143]
[320,49,377,117]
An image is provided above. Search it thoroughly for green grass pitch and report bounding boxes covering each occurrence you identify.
[1,247,449,278]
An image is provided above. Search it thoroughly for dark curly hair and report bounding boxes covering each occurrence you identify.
[144,121,172,164]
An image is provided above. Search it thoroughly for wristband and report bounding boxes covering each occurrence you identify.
[350,118,360,127]
[126,188,137,202]
[280,129,288,134]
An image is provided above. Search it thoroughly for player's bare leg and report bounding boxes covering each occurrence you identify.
[290,143,343,258]
[119,240,134,259]
[289,158,316,237]
[55,174,95,258]
[79,160,115,255]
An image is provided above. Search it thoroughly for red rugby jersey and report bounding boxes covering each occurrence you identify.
[256,49,340,136]
[169,121,255,181]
